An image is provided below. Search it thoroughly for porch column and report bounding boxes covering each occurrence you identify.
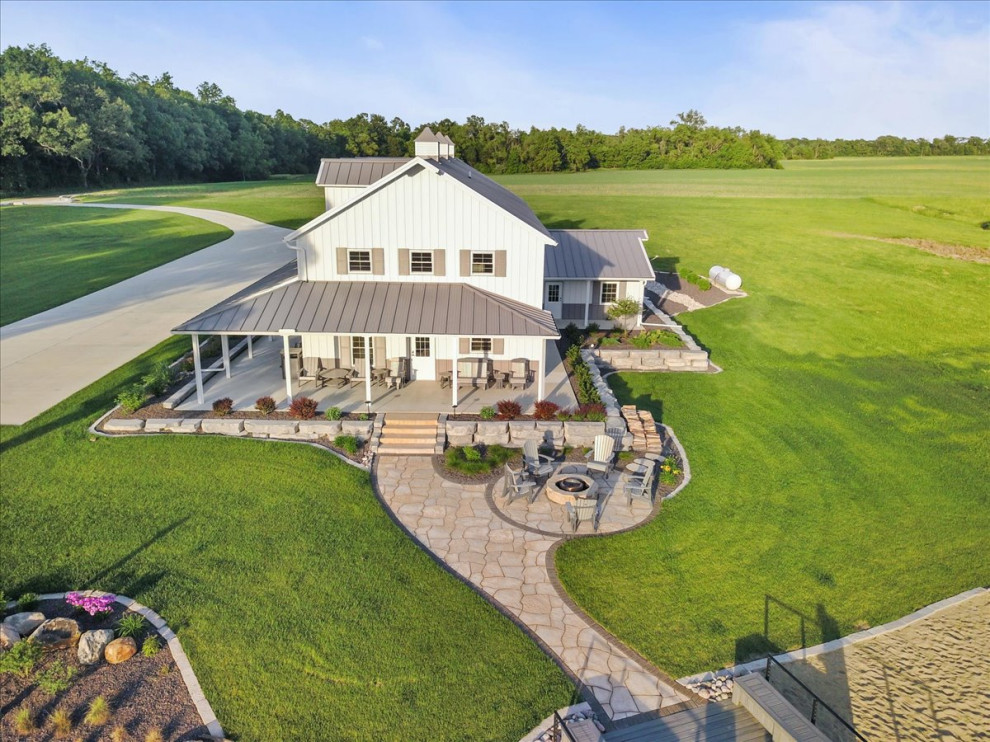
[585,281,592,326]
[192,334,204,405]
[282,333,293,401]
[451,337,458,409]
[221,335,231,379]
[364,336,372,413]
[537,339,547,402]
[247,335,254,359]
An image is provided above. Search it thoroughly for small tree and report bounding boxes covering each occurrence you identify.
[606,297,641,333]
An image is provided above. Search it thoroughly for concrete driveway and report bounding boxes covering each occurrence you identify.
[0,203,292,425]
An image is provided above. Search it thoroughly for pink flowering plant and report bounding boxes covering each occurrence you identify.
[65,591,116,617]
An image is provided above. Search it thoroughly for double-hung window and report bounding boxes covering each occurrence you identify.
[470,338,493,353]
[352,337,374,366]
[410,251,433,274]
[600,282,618,304]
[414,337,431,357]
[471,252,494,275]
[547,283,561,303]
[348,249,372,273]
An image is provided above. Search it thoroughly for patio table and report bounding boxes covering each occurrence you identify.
[372,368,389,386]
[323,368,354,389]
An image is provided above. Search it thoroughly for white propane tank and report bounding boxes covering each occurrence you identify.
[710,266,742,291]
[709,265,724,282]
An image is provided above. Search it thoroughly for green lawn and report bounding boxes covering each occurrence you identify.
[83,175,324,230]
[0,206,231,326]
[541,159,990,677]
[0,340,574,739]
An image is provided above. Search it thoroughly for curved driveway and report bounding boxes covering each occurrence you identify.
[0,203,291,425]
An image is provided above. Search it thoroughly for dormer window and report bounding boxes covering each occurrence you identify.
[471,252,494,275]
[348,250,372,273]
[410,251,433,274]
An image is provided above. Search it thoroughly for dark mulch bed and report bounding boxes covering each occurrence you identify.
[105,398,375,424]
[1,600,207,741]
[650,271,740,315]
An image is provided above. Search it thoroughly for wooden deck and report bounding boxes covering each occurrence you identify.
[605,702,771,742]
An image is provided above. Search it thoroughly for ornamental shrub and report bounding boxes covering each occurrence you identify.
[324,406,343,421]
[680,268,712,291]
[142,361,175,396]
[0,640,42,677]
[289,396,318,419]
[479,406,496,421]
[605,297,640,321]
[533,400,560,420]
[586,322,601,335]
[36,661,77,696]
[573,403,607,422]
[212,397,234,416]
[462,445,482,461]
[255,396,276,415]
[495,399,522,420]
[115,385,146,414]
[141,636,161,657]
[115,613,146,639]
[333,435,359,455]
[16,592,38,610]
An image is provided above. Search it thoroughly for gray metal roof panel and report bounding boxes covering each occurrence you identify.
[173,280,558,337]
[544,229,653,280]
[315,157,412,187]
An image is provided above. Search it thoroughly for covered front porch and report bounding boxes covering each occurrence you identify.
[176,335,577,414]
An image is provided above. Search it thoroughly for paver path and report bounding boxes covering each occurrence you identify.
[376,456,692,721]
[0,202,291,425]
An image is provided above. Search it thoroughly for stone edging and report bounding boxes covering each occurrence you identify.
[4,591,224,739]
[88,405,371,472]
[677,586,990,686]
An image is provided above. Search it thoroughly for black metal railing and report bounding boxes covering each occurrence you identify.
[764,655,868,741]
[550,711,579,742]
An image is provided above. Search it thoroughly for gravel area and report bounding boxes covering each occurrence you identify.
[647,272,742,316]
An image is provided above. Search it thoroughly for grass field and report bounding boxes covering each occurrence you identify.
[0,206,231,326]
[0,340,574,739]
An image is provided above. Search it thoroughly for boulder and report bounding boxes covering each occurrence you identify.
[28,617,81,651]
[0,623,20,649]
[3,611,46,636]
[77,629,115,665]
[104,636,137,664]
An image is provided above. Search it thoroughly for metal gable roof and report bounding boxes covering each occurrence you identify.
[315,157,412,187]
[544,230,653,280]
[173,279,559,338]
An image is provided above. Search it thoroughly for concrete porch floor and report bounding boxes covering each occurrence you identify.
[178,337,578,414]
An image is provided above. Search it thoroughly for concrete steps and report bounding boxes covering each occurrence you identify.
[605,701,770,742]
[377,413,442,456]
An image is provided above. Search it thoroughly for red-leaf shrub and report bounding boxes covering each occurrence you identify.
[255,396,276,415]
[574,403,607,421]
[212,397,234,416]
[533,400,560,420]
[495,399,522,420]
[289,396,318,419]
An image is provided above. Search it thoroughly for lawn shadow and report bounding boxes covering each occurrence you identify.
[535,214,586,229]
[651,255,680,273]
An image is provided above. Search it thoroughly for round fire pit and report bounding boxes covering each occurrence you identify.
[545,474,598,505]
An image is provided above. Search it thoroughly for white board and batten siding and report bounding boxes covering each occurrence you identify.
[323,186,364,211]
[301,334,543,365]
[295,167,549,308]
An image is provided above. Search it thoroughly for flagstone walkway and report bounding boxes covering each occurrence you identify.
[375,456,694,721]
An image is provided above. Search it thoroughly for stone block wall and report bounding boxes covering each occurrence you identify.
[591,347,709,372]
[102,417,374,443]
[444,420,605,449]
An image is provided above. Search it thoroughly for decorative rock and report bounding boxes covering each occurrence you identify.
[3,611,46,636]
[1,623,20,649]
[104,636,137,664]
[77,629,115,665]
[28,617,81,651]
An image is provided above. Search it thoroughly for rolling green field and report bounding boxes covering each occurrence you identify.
[0,340,574,739]
[0,206,231,326]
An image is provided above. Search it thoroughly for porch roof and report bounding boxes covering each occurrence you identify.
[545,229,654,280]
[173,264,559,338]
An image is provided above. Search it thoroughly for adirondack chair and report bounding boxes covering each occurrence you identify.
[502,464,538,505]
[623,467,657,506]
[522,440,555,480]
[585,434,616,479]
[509,359,531,390]
[566,498,599,532]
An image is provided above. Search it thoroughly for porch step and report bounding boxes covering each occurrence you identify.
[377,413,441,456]
[376,444,437,455]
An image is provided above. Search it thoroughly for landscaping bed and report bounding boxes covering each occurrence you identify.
[647,271,739,315]
[1,598,205,741]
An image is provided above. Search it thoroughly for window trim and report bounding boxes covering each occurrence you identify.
[471,251,495,275]
[547,283,561,303]
[348,249,372,274]
[352,336,374,365]
[414,336,431,357]
[410,251,433,275]
[600,282,618,304]
[470,337,493,353]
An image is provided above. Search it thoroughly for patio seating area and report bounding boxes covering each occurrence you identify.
[491,450,661,535]
[176,337,577,413]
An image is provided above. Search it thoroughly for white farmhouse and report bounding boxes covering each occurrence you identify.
[173,128,653,412]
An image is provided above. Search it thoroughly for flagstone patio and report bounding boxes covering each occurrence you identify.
[374,455,694,722]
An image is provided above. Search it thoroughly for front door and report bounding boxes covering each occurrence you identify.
[410,336,435,381]
[544,282,562,319]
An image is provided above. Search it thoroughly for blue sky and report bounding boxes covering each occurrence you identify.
[1,0,987,138]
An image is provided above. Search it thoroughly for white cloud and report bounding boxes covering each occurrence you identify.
[707,2,990,138]
[361,36,384,52]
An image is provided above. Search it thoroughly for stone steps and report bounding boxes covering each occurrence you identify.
[621,406,664,454]
[378,413,441,456]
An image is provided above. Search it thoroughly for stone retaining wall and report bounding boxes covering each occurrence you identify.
[445,420,606,448]
[591,346,709,372]
[104,416,374,442]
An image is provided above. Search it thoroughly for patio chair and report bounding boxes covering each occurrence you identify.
[585,434,616,480]
[522,440,555,480]
[502,464,539,505]
[623,468,656,507]
[299,357,323,388]
[566,498,599,532]
[509,359,531,390]
[386,358,405,390]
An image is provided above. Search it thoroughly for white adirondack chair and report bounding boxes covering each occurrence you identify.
[585,434,616,479]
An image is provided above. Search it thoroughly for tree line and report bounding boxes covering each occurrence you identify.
[1,45,986,192]
[781,135,988,159]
